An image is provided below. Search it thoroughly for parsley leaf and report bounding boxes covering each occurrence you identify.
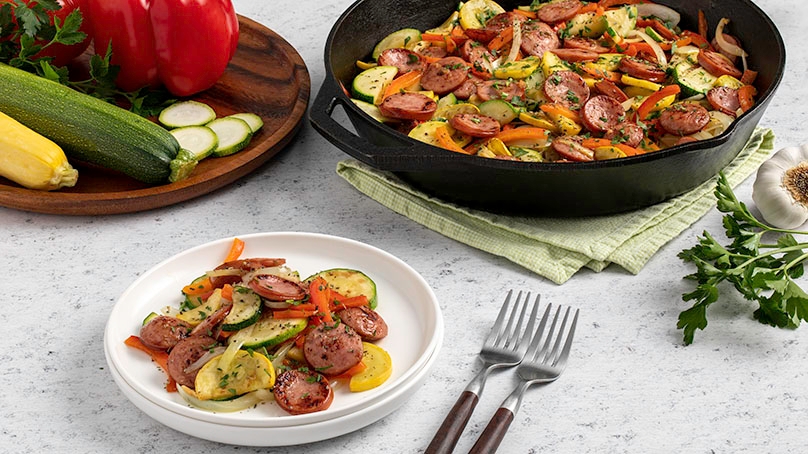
[678,172,808,344]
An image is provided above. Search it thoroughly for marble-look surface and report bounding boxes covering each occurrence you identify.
[2,1,807,452]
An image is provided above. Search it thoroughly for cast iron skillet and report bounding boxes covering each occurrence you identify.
[309,0,785,216]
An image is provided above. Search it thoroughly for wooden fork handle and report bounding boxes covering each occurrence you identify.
[468,407,515,454]
[424,391,479,454]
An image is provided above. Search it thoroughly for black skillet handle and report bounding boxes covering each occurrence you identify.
[308,72,453,171]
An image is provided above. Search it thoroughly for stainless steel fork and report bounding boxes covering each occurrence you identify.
[468,303,580,454]
[425,290,541,454]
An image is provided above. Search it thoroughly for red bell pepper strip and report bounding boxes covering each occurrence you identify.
[124,335,177,392]
[309,277,334,324]
[85,0,239,96]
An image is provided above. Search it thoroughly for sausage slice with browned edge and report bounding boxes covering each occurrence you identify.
[698,49,743,78]
[337,305,389,341]
[377,48,425,75]
[581,95,625,133]
[543,70,589,110]
[619,57,667,83]
[476,79,526,102]
[449,113,501,138]
[520,21,559,57]
[379,92,438,121]
[552,136,594,162]
[707,86,740,116]
[537,0,582,23]
[604,122,645,148]
[248,274,306,301]
[303,321,363,376]
[420,56,470,95]
[551,48,599,62]
[273,369,334,415]
[209,258,287,288]
[461,40,496,79]
[659,103,711,136]
[563,36,611,53]
[594,79,629,102]
[167,335,218,388]
[140,316,192,351]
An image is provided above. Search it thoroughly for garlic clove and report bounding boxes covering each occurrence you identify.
[752,144,808,229]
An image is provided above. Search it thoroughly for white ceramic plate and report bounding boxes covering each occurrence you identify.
[104,232,443,440]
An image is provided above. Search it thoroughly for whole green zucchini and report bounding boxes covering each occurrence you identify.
[0,63,181,185]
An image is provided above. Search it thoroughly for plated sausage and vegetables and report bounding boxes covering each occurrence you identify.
[125,238,392,415]
[350,0,758,162]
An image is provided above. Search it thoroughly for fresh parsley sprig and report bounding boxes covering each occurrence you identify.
[678,172,808,344]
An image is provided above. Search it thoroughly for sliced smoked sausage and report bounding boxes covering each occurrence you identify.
[698,49,743,78]
[520,21,560,57]
[209,258,287,288]
[303,322,363,376]
[594,79,629,102]
[551,136,594,162]
[537,0,583,23]
[378,92,438,121]
[659,103,711,136]
[581,95,625,133]
[140,316,192,351]
[420,56,470,95]
[543,70,589,110]
[465,12,523,43]
[476,79,526,102]
[604,122,645,148]
[563,36,610,53]
[248,274,306,301]
[551,48,599,62]
[273,369,334,415]
[462,40,496,79]
[453,75,481,99]
[619,57,667,83]
[377,48,425,75]
[337,305,389,341]
[167,335,218,388]
[707,86,740,116]
[449,113,501,138]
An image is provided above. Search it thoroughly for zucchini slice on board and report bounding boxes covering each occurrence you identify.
[304,269,378,309]
[158,100,217,128]
[170,126,218,161]
[227,113,264,133]
[207,117,253,157]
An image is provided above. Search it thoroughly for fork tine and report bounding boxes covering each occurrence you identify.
[524,303,553,360]
[546,307,571,365]
[483,290,514,348]
[516,294,541,349]
[501,292,530,348]
[533,305,561,364]
[553,308,579,370]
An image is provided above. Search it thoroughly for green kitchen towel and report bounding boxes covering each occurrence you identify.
[336,128,775,284]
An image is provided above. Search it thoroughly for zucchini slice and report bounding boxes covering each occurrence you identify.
[673,62,717,97]
[227,315,308,349]
[478,99,519,125]
[372,28,422,60]
[227,113,264,134]
[207,117,253,157]
[222,286,262,332]
[351,65,399,105]
[351,98,395,123]
[158,100,217,128]
[181,275,209,310]
[304,268,378,309]
[170,126,218,161]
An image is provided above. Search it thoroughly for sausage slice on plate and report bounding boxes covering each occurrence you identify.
[273,369,334,415]
[303,322,363,376]
[337,305,389,341]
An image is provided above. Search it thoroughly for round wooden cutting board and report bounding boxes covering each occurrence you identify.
[0,15,310,215]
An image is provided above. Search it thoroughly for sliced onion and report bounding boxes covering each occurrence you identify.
[206,268,241,278]
[621,97,636,111]
[271,341,294,370]
[177,385,273,412]
[715,18,748,57]
[506,18,522,63]
[242,265,300,286]
[218,338,246,373]
[183,346,227,374]
[631,29,667,67]
[635,3,680,28]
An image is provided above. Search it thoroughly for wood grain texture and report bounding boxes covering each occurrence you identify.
[0,15,310,215]
[424,390,480,454]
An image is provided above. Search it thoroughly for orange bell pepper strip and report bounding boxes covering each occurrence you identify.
[273,309,318,319]
[512,8,536,19]
[581,65,622,83]
[740,70,758,85]
[698,9,708,38]
[540,103,581,124]
[494,127,550,143]
[637,85,681,120]
[124,335,177,392]
[581,138,643,157]
[421,33,448,42]
[223,237,244,262]
[436,125,472,154]
[334,361,368,379]
[182,276,214,296]
[382,70,422,100]
[309,277,333,324]
[738,85,757,112]
[488,26,514,52]
[331,294,370,311]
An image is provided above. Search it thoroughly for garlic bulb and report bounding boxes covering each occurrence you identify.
[752,144,808,229]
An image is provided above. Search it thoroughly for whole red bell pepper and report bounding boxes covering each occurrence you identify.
[85,0,239,97]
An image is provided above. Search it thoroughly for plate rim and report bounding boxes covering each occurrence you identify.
[104,231,444,429]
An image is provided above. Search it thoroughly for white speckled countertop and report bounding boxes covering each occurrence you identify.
[2,0,808,452]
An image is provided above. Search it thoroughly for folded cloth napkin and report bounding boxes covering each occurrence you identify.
[336,128,775,284]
